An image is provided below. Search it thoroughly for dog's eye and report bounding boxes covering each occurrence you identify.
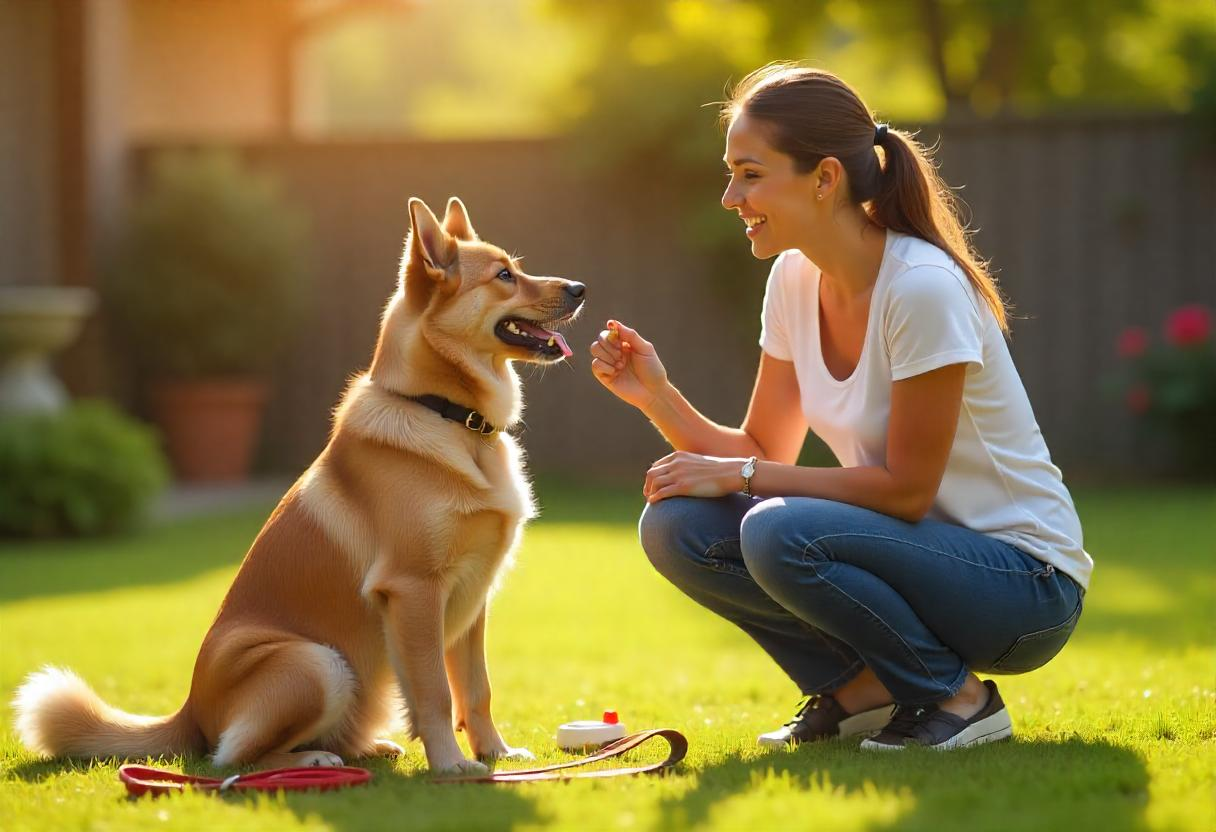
[497,268,515,282]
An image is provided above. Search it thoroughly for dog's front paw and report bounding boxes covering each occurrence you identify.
[479,745,535,763]
[299,750,345,767]
[433,757,491,777]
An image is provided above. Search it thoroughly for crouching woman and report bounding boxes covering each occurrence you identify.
[589,64,1089,750]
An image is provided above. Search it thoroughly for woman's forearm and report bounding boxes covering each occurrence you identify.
[642,382,764,458]
[750,460,931,523]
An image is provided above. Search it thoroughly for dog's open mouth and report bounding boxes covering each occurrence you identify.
[495,317,574,359]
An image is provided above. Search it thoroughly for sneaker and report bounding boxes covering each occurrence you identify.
[757,694,895,748]
[860,679,1013,751]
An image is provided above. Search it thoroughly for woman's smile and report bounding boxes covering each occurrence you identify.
[742,214,768,237]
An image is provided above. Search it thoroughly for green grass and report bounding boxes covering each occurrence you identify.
[1,482,1213,831]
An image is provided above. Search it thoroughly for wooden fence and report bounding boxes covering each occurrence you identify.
[134,114,1216,482]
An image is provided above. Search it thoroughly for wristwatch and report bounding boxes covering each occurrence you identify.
[740,456,758,497]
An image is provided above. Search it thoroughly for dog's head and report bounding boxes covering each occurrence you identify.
[395,197,585,366]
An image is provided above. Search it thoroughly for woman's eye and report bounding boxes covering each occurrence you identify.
[497,268,514,282]
[743,171,759,180]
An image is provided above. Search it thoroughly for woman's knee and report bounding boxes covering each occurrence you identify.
[637,498,699,576]
[739,497,804,585]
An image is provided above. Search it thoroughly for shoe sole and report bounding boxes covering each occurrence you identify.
[757,704,896,748]
[859,708,1013,752]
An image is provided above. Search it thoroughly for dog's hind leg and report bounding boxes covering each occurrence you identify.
[210,641,356,769]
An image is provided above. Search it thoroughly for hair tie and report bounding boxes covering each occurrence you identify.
[874,123,888,145]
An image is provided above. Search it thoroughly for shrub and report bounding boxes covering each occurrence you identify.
[0,402,169,538]
[106,150,310,379]
[1111,304,1216,477]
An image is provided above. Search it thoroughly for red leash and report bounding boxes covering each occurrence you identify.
[119,764,371,797]
[119,728,687,795]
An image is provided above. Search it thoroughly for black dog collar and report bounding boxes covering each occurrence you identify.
[404,394,502,436]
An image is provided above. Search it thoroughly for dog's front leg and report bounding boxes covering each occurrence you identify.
[445,604,533,762]
[378,577,487,775]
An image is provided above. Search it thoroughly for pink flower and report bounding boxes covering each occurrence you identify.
[1117,326,1149,358]
[1126,384,1151,415]
[1165,305,1212,347]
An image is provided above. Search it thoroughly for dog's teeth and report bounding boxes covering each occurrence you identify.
[547,337,555,347]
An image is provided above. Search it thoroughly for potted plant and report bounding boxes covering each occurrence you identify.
[1111,304,1216,479]
[107,150,309,482]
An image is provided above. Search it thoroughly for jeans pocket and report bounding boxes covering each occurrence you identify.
[988,596,1083,674]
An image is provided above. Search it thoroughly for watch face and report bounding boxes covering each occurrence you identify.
[742,459,756,477]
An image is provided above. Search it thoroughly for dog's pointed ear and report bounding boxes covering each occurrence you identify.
[407,197,457,277]
[442,196,477,242]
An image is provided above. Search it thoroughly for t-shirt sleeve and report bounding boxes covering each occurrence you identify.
[884,265,985,381]
[759,252,793,361]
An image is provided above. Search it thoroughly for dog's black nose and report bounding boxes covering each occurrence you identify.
[565,282,586,299]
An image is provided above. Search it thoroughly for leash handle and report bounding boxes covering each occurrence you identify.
[119,764,371,797]
[431,728,688,784]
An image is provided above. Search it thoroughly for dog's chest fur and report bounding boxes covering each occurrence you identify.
[298,391,534,634]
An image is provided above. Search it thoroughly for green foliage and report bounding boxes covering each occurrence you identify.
[106,151,310,379]
[0,402,169,538]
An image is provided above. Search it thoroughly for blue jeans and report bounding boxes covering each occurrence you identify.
[638,495,1083,706]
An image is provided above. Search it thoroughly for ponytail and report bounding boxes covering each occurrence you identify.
[872,128,1008,333]
[724,62,1010,334]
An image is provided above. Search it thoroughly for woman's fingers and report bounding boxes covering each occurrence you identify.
[589,339,623,368]
[590,356,618,383]
[597,328,624,359]
[646,481,683,503]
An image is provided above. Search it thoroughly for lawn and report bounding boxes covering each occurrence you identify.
[1,481,1213,832]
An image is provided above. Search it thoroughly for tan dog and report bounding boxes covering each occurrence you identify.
[14,197,584,775]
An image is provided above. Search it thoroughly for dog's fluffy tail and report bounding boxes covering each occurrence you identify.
[13,666,202,759]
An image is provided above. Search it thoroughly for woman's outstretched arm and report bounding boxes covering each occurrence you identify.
[590,321,807,462]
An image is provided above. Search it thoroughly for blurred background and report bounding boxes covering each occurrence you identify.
[2,0,1214,534]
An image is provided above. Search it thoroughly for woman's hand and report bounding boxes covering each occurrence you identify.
[588,320,670,412]
[643,451,747,503]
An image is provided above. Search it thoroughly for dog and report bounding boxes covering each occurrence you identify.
[14,197,585,775]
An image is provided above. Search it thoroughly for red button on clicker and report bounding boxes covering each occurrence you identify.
[602,710,619,725]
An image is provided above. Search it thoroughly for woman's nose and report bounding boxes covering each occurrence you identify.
[722,181,740,211]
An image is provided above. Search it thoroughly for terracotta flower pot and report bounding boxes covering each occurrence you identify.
[149,378,268,482]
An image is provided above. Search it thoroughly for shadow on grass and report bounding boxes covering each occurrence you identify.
[0,506,275,604]
[661,737,1150,832]
[7,753,548,832]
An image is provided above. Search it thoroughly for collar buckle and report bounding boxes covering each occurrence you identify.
[464,411,496,435]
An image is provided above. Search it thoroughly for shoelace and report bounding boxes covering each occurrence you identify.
[882,704,934,738]
[784,694,825,729]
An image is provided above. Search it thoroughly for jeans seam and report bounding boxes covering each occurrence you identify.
[805,532,1048,576]
[801,540,957,697]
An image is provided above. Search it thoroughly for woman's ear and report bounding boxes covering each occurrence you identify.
[813,157,847,202]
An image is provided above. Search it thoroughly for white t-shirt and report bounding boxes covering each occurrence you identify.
[759,231,1092,589]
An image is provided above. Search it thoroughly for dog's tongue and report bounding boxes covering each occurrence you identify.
[517,321,573,358]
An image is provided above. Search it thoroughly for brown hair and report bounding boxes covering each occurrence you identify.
[722,62,1009,333]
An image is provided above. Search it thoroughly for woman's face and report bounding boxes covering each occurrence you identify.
[721,112,819,259]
